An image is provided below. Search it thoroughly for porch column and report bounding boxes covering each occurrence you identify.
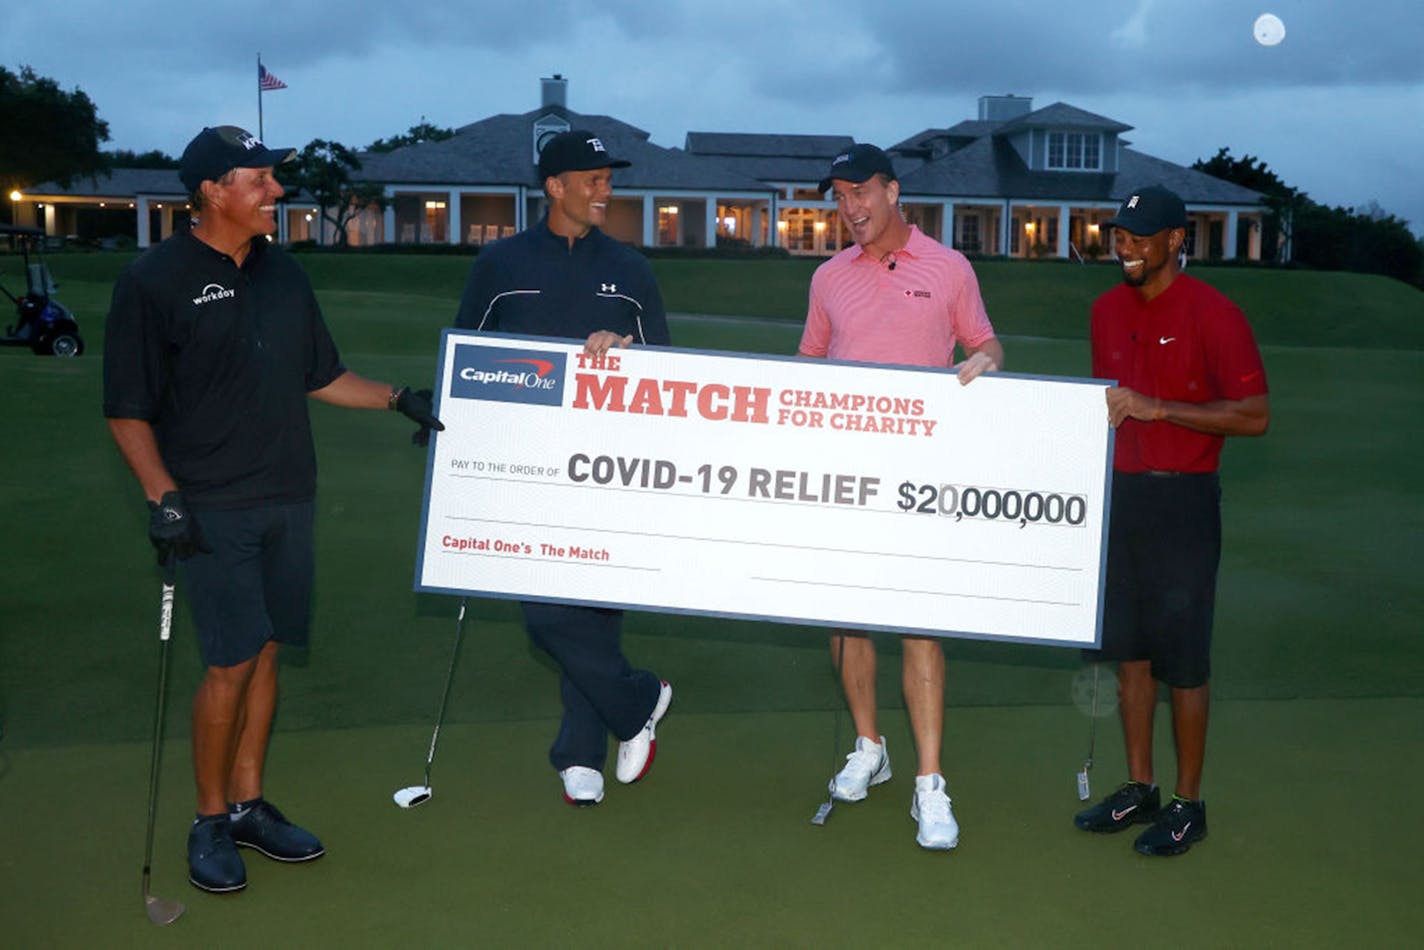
[940,201,956,247]
[642,195,655,247]
[448,189,462,245]
[1057,204,1071,258]
[1248,217,1262,260]
[1224,210,1239,260]
[136,197,152,248]
[704,197,718,249]
[383,189,397,245]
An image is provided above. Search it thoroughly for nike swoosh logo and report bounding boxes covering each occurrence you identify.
[1240,371,1261,383]
[1111,806,1137,821]
[1171,822,1192,842]
[1159,336,1176,345]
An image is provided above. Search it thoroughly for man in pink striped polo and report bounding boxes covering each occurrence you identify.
[799,143,1004,850]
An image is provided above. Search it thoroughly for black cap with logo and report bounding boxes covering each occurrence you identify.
[1104,185,1188,235]
[179,126,296,193]
[819,143,896,194]
[537,129,631,181]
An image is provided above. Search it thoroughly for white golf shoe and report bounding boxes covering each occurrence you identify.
[830,735,892,802]
[911,773,959,850]
[559,766,605,806]
[616,680,672,784]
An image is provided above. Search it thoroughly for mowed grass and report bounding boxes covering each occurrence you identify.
[1,251,1419,749]
[1,251,1421,948]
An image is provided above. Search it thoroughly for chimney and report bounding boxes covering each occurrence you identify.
[541,74,568,109]
[978,94,1032,122]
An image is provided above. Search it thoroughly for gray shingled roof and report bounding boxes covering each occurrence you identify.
[900,136,1261,205]
[684,132,853,159]
[357,107,770,192]
[26,168,186,197]
[997,102,1133,135]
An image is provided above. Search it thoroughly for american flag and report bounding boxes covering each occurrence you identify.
[258,64,288,91]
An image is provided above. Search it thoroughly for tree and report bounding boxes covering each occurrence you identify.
[105,148,179,169]
[0,65,110,193]
[1192,147,1306,262]
[278,139,386,247]
[366,120,456,153]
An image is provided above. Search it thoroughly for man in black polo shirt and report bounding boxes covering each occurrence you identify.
[454,129,671,808]
[104,124,441,893]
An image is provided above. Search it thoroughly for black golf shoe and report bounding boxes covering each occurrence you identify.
[188,814,247,893]
[228,799,325,862]
[1073,781,1160,833]
[1134,796,1208,856]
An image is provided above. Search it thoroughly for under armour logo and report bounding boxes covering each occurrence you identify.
[587,137,607,153]
[1126,195,1140,209]
[601,283,617,293]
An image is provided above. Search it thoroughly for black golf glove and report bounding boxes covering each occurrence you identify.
[147,490,209,567]
[391,386,444,447]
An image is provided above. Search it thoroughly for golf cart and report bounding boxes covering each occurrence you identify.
[1,224,85,357]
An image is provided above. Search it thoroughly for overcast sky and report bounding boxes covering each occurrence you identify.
[6,1,1422,233]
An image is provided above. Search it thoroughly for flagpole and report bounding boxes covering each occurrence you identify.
[257,53,265,140]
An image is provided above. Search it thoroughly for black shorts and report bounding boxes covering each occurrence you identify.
[179,501,316,668]
[1087,472,1221,688]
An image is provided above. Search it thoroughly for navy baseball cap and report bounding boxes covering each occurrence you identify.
[1105,185,1187,235]
[819,143,896,193]
[179,125,296,192]
[537,129,631,181]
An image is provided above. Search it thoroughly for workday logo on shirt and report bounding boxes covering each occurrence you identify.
[192,283,236,306]
[450,344,566,407]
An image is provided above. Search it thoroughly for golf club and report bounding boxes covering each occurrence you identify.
[141,571,185,926]
[811,631,848,825]
[394,597,469,809]
[1076,662,1101,801]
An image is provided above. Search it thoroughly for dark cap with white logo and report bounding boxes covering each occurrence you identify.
[819,143,896,194]
[1104,185,1187,235]
[537,129,631,181]
[179,125,296,192]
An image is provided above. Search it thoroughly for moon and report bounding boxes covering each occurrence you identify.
[1254,13,1286,46]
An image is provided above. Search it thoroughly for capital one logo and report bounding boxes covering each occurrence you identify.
[450,344,566,407]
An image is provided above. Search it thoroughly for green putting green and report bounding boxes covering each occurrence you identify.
[0,254,1419,945]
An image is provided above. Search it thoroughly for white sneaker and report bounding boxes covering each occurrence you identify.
[830,735,892,802]
[911,774,959,850]
[615,680,672,784]
[559,766,605,806]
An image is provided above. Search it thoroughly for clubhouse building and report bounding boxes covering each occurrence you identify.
[12,76,1267,261]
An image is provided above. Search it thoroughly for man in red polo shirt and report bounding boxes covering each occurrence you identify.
[1074,185,1269,856]
[799,143,1003,850]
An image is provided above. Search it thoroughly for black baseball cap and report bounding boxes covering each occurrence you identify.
[1104,185,1187,235]
[537,129,631,181]
[179,125,296,192]
[819,143,896,194]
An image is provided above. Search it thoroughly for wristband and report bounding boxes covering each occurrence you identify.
[388,386,405,411]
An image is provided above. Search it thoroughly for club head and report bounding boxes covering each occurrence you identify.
[145,893,185,926]
[810,800,834,826]
[393,785,433,809]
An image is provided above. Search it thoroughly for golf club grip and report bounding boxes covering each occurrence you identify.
[159,583,175,642]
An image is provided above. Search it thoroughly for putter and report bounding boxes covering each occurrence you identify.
[1076,663,1101,801]
[394,597,469,809]
[811,632,848,825]
[141,572,185,926]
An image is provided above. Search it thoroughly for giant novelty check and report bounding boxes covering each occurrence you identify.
[415,332,1114,647]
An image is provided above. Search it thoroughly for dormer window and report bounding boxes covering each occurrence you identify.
[1047,131,1102,171]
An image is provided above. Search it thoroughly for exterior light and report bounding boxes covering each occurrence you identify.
[1025,221,1035,233]
[1088,223,1100,235]
[814,220,826,232]
[8,190,20,201]
[424,200,446,209]
[776,220,788,230]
